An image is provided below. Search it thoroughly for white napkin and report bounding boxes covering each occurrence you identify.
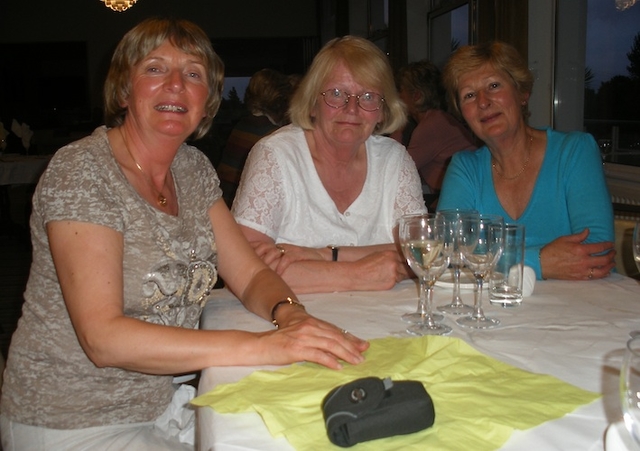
[522,266,536,297]
[11,119,33,151]
[505,265,535,297]
[154,384,196,446]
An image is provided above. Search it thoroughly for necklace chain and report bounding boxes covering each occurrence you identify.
[119,128,168,207]
[492,134,534,181]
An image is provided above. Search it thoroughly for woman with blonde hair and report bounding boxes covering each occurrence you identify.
[0,19,368,450]
[438,41,615,280]
[233,36,426,293]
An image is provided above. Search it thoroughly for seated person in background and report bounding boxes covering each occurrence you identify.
[217,68,296,207]
[392,60,478,206]
[0,18,368,451]
[232,35,427,294]
[437,41,615,281]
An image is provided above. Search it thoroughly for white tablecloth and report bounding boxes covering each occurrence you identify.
[0,154,50,186]
[197,274,640,451]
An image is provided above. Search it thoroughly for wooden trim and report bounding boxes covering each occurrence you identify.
[388,0,408,69]
[476,0,528,61]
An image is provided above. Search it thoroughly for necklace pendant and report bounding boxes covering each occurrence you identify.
[157,194,168,207]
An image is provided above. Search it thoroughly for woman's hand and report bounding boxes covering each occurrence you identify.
[257,313,370,370]
[250,242,325,274]
[353,250,412,290]
[540,229,616,280]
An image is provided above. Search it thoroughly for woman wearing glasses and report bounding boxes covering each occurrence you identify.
[232,36,426,293]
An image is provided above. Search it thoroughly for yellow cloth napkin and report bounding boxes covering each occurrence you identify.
[192,335,599,451]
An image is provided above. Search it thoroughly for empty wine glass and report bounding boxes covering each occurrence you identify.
[620,334,640,446]
[456,214,504,329]
[437,209,478,315]
[399,213,452,336]
[633,222,640,273]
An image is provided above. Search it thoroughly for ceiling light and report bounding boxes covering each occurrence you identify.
[102,0,138,12]
[615,0,637,11]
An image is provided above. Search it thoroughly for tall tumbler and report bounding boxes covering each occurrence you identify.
[489,223,525,307]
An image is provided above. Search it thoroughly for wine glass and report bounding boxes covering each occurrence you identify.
[456,214,504,329]
[399,214,444,325]
[633,222,640,273]
[399,213,452,336]
[620,334,640,446]
[437,209,479,315]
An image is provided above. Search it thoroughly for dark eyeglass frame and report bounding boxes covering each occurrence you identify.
[320,89,385,112]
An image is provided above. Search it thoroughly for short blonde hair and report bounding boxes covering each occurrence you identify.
[442,41,533,121]
[289,36,406,135]
[104,17,224,140]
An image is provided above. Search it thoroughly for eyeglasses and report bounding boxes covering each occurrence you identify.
[320,89,385,112]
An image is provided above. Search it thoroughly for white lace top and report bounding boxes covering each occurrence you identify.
[232,125,426,247]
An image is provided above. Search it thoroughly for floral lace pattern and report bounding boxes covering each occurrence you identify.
[233,125,426,246]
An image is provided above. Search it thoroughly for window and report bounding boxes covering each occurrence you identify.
[583,1,640,168]
[428,1,471,69]
[551,0,640,210]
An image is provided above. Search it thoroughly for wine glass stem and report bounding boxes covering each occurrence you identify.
[473,275,486,320]
[452,264,462,305]
[419,277,438,326]
[418,277,428,316]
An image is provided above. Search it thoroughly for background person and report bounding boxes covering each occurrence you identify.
[392,59,478,207]
[232,35,426,294]
[437,41,615,281]
[217,68,296,207]
[0,18,368,451]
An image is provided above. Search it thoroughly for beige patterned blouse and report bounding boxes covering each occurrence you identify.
[1,126,222,429]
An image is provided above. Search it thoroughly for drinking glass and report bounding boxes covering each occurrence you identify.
[456,214,504,329]
[400,213,444,325]
[437,209,478,315]
[399,213,452,336]
[620,334,640,446]
[633,222,640,273]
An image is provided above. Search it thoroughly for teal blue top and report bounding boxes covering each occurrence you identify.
[437,127,614,279]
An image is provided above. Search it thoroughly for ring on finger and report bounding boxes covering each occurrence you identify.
[276,244,285,255]
[341,329,348,335]
[588,267,594,280]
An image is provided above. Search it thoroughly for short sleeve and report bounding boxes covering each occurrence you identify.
[38,140,126,232]
[394,150,428,221]
[232,140,286,240]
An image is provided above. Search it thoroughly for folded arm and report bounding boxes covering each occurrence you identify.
[239,225,411,294]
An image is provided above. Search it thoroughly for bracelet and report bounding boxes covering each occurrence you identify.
[539,247,547,280]
[270,297,306,329]
[327,245,339,261]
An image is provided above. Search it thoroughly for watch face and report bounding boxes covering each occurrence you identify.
[327,245,339,261]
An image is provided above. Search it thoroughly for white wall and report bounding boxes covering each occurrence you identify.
[553,0,588,132]
[528,0,556,128]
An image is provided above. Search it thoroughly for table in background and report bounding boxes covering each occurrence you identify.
[0,154,51,186]
[0,154,51,235]
[197,274,640,451]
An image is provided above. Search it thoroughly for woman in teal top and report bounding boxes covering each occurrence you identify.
[437,41,615,280]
